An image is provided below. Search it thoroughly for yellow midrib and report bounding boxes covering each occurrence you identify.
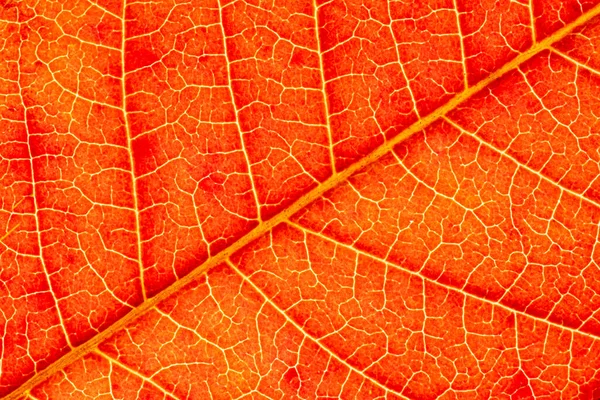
[7,5,600,398]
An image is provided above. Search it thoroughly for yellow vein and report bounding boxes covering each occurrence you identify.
[225,260,410,399]
[384,0,421,120]
[217,2,262,220]
[94,350,179,399]
[6,3,600,398]
[0,223,20,244]
[552,47,600,77]
[443,116,600,209]
[452,0,469,89]
[16,22,73,350]
[120,5,147,300]
[288,221,600,342]
[313,0,338,174]
[528,0,537,43]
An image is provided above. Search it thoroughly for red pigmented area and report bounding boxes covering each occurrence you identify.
[554,13,600,79]
[5,0,600,398]
[449,50,600,203]
[221,0,333,219]
[32,226,600,398]
[457,0,533,85]
[17,0,143,349]
[231,224,525,398]
[293,119,600,336]
[124,0,259,296]
[90,264,389,399]
[389,0,465,115]
[533,0,600,40]
[30,352,170,399]
[320,0,418,170]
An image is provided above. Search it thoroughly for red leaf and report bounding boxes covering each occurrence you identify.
[2,0,600,398]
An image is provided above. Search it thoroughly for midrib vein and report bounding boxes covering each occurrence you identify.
[7,4,600,398]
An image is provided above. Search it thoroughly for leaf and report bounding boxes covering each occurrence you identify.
[2,0,600,398]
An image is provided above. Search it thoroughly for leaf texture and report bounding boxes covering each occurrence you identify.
[2,0,600,398]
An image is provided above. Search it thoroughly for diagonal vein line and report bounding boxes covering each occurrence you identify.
[443,116,600,209]
[94,350,180,399]
[225,259,410,399]
[6,4,600,398]
[551,47,600,77]
[288,221,600,342]
[0,223,20,244]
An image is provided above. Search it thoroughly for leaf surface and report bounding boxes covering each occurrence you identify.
[2,0,600,398]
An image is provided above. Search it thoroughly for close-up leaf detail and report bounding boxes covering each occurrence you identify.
[1,0,600,398]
